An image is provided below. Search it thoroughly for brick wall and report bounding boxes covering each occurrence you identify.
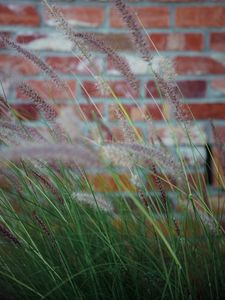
[0,0,225,189]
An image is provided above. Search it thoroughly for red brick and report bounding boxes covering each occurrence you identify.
[180,146,206,166]
[16,33,134,52]
[146,80,206,99]
[82,80,139,99]
[208,195,225,215]
[176,6,225,28]
[110,7,169,28]
[78,103,104,121]
[0,4,40,27]
[96,33,133,51]
[12,104,39,121]
[111,127,131,142]
[45,6,104,27]
[149,33,203,51]
[109,126,143,142]
[84,33,133,52]
[148,172,207,192]
[210,33,225,51]
[150,125,206,146]
[175,56,225,75]
[16,33,71,52]
[16,80,76,102]
[56,103,104,121]
[178,81,207,98]
[90,124,144,142]
[87,173,136,193]
[109,104,163,121]
[46,56,103,75]
[0,54,39,76]
[145,104,164,120]
[212,126,225,144]
[212,79,225,94]
[187,103,225,120]
[16,34,46,45]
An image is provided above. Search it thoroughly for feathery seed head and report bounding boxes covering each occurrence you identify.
[130,174,142,188]
[18,83,57,121]
[0,223,21,246]
[0,36,66,90]
[101,144,137,169]
[112,0,150,62]
[72,192,114,214]
[152,56,177,83]
[198,211,217,233]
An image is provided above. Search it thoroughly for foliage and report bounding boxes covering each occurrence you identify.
[0,0,224,299]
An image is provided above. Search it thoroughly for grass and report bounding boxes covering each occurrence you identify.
[0,162,224,299]
[0,0,225,299]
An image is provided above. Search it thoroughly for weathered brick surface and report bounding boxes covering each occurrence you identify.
[45,6,104,28]
[0,54,40,76]
[149,33,204,51]
[12,104,39,121]
[176,7,225,27]
[45,56,103,75]
[110,7,169,28]
[146,80,207,98]
[211,79,225,94]
[0,4,40,26]
[82,80,139,99]
[87,173,136,193]
[187,103,225,120]
[175,57,225,75]
[109,104,163,121]
[210,33,225,52]
[55,103,105,121]
[0,0,225,190]
[149,125,207,146]
[16,80,76,102]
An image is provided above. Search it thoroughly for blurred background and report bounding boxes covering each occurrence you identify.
[0,0,225,187]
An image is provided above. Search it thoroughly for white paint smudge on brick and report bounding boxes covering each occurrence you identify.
[46,19,100,28]
[179,146,206,166]
[108,54,151,75]
[167,33,185,51]
[24,34,73,51]
[152,125,207,146]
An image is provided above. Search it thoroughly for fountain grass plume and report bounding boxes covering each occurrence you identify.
[0,223,21,246]
[112,0,151,62]
[32,170,64,205]
[43,1,138,92]
[18,83,57,121]
[0,35,66,91]
[32,211,59,254]
[0,143,101,169]
[74,32,138,91]
[102,142,182,178]
[0,121,45,144]
[73,192,114,214]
